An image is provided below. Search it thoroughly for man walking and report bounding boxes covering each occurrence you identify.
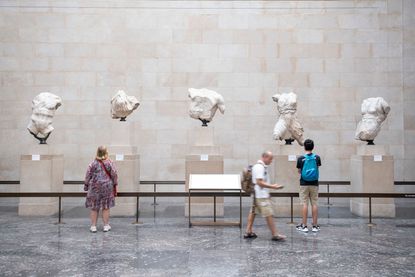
[244,151,286,241]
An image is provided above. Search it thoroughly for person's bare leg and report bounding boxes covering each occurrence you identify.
[90,210,98,226]
[312,204,318,226]
[246,212,256,234]
[302,204,308,225]
[102,209,110,225]
[265,216,278,236]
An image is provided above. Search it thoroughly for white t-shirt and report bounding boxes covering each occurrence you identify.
[252,160,271,199]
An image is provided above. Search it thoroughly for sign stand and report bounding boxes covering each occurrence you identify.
[188,174,242,228]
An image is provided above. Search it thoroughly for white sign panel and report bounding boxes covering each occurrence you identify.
[31,154,40,161]
[374,155,383,162]
[288,155,297,162]
[116,154,124,161]
[200,154,209,161]
[189,174,241,190]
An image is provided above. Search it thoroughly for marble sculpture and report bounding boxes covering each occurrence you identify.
[355,97,390,145]
[111,90,140,121]
[272,92,304,146]
[27,92,62,144]
[188,88,225,127]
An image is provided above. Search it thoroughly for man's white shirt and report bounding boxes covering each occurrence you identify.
[252,160,271,199]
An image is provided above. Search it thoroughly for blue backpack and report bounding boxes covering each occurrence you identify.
[301,154,319,181]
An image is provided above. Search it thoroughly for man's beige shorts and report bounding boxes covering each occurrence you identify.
[252,198,274,218]
[299,186,319,206]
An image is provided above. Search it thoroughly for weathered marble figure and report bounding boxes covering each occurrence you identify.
[111,90,140,121]
[355,97,390,145]
[27,92,62,144]
[272,92,304,146]
[188,88,225,127]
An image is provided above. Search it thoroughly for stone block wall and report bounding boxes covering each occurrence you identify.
[0,0,413,182]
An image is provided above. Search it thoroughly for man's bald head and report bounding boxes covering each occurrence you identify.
[261,151,273,165]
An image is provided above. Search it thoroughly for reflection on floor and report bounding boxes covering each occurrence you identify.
[0,203,414,276]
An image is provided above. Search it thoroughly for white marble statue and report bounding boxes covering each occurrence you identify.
[272,92,304,146]
[355,97,390,145]
[188,88,225,127]
[111,90,140,121]
[27,92,62,144]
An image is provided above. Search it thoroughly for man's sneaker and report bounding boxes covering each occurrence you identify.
[243,232,257,239]
[271,234,286,241]
[103,225,111,232]
[312,225,320,232]
[296,224,308,232]
[90,226,97,233]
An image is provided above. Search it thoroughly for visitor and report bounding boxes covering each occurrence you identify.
[244,151,286,241]
[84,146,118,233]
[296,139,322,233]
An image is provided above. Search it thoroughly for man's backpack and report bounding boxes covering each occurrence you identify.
[241,165,255,194]
[301,154,319,182]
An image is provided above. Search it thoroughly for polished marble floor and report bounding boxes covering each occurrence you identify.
[0,203,415,277]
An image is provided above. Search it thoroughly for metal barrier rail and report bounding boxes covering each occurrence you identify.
[0,180,350,185]
[2,181,414,186]
[2,180,415,208]
[394,181,415,186]
[1,192,414,227]
[319,181,349,206]
[69,180,352,206]
[139,181,185,206]
[4,180,415,207]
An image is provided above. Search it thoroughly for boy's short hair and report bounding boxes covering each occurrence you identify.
[304,139,314,151]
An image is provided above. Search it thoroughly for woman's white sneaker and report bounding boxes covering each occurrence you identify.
[103,225,111,232]
[90,226,97,233]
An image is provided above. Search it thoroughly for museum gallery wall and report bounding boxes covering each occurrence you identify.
[0,0,414,182]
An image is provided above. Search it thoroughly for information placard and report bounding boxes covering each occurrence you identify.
[31,154,40,161]
[200,154,209,161]
[374,155,383,162]
[288,155,297,162]
[116,154,124,161]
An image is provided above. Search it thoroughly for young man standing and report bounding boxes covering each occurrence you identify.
[296,139,322,233]
[244,151,286,241]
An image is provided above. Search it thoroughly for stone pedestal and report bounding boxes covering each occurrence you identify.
[271,144,303,217]
[108,121,140,216]
[185,127,224,217]
[350,145,395,218]
[19,145,64,216]
[188,126,220,155]
[110,120,135,146]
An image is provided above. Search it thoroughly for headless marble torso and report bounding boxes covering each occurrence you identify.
[27,92,62,144]
[355,97,390,144]
[272,92,304,146]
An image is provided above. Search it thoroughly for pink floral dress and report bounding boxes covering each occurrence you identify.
[84,159,118,211]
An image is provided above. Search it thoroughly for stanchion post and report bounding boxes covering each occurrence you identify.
[136,196,139,222]
[327,183,330,205]
[367,197,376,227]
[188,190,192,227]
[58,196,62,224]
[151,183,158,206]
[213,195,216,223]
[287,196,295,225]
[54,196,65,225]
[239,189,242,229]
[132,195,143,225]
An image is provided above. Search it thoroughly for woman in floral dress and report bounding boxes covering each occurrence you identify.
[84,146,118,233]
